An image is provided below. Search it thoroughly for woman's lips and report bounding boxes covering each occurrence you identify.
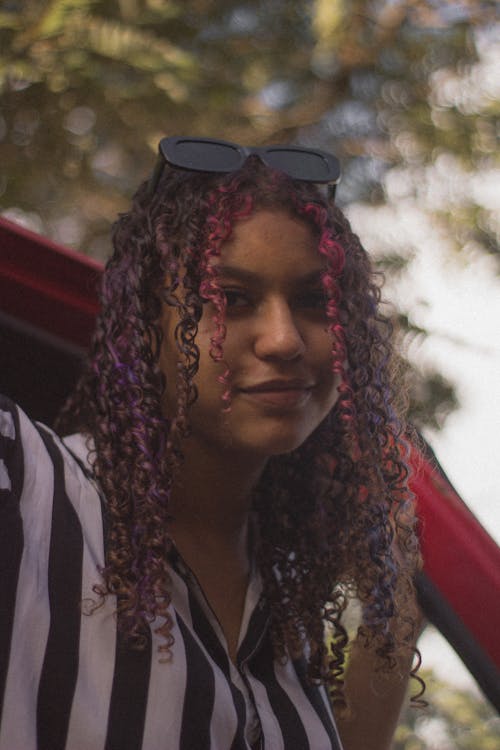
[238,381,314,408]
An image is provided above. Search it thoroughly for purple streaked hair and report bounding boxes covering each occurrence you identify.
[57,157,422,709]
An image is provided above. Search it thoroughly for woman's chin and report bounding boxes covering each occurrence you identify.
[229,425,314,458]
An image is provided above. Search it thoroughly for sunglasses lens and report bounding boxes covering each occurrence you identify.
[171,139,243,172]
[156,138,340,192]
[264,149,334,182]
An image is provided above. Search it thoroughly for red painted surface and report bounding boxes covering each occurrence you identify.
[410,449,500,668]
[0,216,102,347]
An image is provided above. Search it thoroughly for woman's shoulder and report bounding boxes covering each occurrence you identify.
[0,393,100,525]
[0,394,42,499]
[1,392,83,466]
[1,392,58,452]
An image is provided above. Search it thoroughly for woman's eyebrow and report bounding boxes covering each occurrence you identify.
[215,265,324,285]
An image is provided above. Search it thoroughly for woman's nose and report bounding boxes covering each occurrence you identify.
[253,299,306,361]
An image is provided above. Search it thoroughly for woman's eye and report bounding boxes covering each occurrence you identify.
[299,290,326,309]
[222,289,251,308]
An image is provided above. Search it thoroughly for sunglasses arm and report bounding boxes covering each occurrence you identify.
[327,183,337,203]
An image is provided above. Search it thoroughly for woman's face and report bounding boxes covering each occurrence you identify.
[160,208,340,459]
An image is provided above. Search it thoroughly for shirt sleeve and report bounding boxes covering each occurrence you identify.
[0,393,25,522]
[0,396,26,714]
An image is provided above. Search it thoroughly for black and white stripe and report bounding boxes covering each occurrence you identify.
[0,396,343,750]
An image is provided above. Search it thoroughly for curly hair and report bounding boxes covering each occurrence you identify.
[57,157,421,708]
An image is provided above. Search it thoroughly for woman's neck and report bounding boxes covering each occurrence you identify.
[168,436,266,549]
[167,440,266,658]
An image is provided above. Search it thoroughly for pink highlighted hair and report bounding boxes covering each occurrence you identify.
[58,158,421,708]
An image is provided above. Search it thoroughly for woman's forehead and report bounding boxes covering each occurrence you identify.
[214,208,322,267]
[221,209,318,257]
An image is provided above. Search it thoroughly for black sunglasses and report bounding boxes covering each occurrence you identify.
[148,136,341,199]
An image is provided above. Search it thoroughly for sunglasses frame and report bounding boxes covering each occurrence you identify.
[147,136,341,200]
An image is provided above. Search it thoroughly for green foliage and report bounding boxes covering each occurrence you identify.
[395,668,500,749]
[1,0,498,427]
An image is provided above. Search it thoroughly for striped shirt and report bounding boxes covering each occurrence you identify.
[0,396,343,750]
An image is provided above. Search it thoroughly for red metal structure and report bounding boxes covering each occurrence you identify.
[0,216,100,424]
[1,215,499,709]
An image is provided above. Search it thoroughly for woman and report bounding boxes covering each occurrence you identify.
[0,137,421,750]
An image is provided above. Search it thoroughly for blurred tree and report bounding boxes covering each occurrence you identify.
[394,667,500,749]
[1,0,498,427]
